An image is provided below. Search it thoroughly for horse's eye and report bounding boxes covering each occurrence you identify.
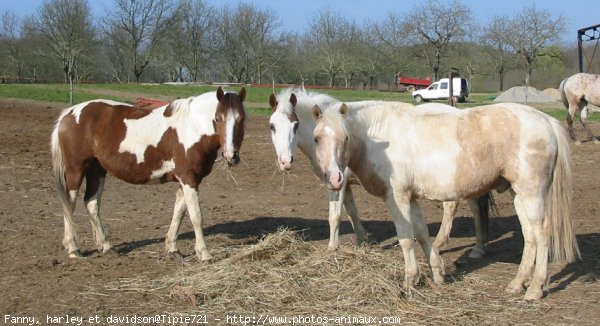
[270,123,275,132]
[314,137,319,144]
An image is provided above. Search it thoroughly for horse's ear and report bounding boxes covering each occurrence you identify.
[217,87,224,101]
[238,87,246,102]
[312,105,322,120]
[269,93,277,112]
[289,93,297,108]
[339,103,348,115]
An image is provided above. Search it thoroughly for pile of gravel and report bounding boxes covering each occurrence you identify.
[493,86,558,103]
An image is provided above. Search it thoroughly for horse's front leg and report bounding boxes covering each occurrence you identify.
[386,191,420,292]
[327,187,345,250]
[343,185,368,246]
[180,183,212,261]
[165,187,186,257]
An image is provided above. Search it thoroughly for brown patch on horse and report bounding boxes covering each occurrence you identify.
[163,103,174,117]
[454,108,520,198]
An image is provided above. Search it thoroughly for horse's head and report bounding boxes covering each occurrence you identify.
[268,92,299,171]
[214,87,246,166]
[312,103,350,191]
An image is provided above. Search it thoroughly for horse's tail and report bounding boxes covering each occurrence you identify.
[559,77,569,110]
[546,118,580,262]
[50,115,69,205]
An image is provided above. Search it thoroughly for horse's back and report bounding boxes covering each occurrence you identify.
[369,102,559,199]
[564,73,600,102]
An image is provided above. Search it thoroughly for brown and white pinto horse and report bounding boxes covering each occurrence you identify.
[50,87,246,261]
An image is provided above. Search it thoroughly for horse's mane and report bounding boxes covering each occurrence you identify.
[275,88,338,118]
[167,91,220,119]
[320,108,349,139]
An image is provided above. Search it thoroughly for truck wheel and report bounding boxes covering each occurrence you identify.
[414,95,424,103]
[406,85,416,93]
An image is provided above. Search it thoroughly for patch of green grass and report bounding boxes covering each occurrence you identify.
[0,84,126,103]
[5,83,599,122]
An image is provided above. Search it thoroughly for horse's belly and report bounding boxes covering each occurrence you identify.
[97,154,176,185]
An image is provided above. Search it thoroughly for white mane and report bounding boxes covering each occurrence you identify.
[275,88,338,119]
[173,91,219,120]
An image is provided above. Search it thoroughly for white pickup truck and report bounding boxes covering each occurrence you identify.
[411,77,469,103]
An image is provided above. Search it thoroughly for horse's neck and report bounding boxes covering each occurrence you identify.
[296,112,321,171]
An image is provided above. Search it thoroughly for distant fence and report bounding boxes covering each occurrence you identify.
[0,75,47,83]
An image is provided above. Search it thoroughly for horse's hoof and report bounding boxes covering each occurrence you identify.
[505,284,524,294]
[523,288,543,301]
[593,139,600,145]
[68,250,83,259]
[197,252,213,262]
[104,248,120,257]
[167,250,183,259]
[432,272,445,285]
[468,246,486,259]
[574,141,583,146]
[100,242,113,254]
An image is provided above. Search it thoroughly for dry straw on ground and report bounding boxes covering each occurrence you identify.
[110,229,561,325]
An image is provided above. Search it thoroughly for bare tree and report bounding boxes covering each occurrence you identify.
[405,0,473,80]
[171,0,217,82]
[0,11,26,82]
[480,15,520,91]
[216,3,280,83]
[36,0,95,102]
[104,0,180,82]
[307,8,362,87]
[369,13,418,88]
[504,6,565,87]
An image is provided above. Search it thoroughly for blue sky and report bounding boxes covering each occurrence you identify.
[2,0,597,45]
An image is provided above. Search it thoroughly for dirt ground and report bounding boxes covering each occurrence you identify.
[1,98,600,325]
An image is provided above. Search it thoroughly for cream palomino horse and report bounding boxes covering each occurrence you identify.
[312,101,579,301]
[268,88,490,258]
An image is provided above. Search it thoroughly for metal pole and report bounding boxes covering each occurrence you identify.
[578,29,584,73]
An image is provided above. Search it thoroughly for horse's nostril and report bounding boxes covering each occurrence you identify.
[290,156,294,163]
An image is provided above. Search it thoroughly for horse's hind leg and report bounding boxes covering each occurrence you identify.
[62,169,84,258]
[83,162,111,254]
[165,187,186,256]
[566,105,578,143]
[343,185,368,246]
[578,103,600,144]
[433,201,458,249]
[506,194,539,296]
[467,195,491,259]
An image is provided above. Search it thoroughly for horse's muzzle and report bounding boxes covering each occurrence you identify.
[224,151,240,166]
[326,170,344,191]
